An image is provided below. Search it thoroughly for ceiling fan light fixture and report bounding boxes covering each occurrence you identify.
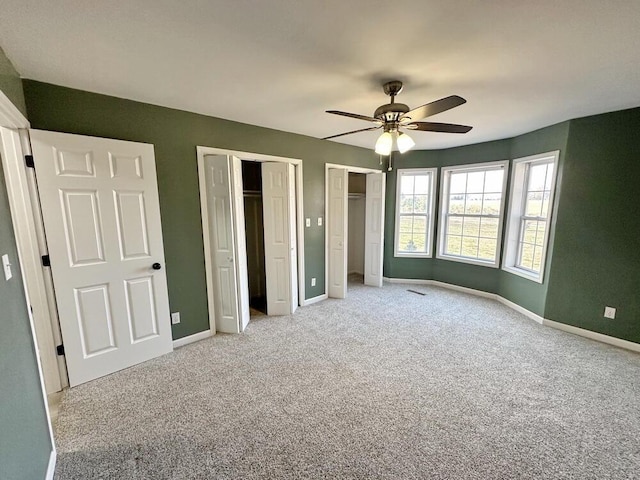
[397,132,415,153]
[375,131,393,155]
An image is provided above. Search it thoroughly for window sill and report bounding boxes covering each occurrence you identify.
[502,265,544,284]
[394,252,432,259]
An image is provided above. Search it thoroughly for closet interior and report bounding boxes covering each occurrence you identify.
[348,172,366,286]
[242,161,267,314]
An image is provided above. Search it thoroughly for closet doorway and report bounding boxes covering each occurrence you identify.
[326,163,385,299]
[197,147,304,334]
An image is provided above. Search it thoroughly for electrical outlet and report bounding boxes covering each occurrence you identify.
[171,312,181,324]
[604,306,616,319]
[305,218,311,227]
[311,277,316,287]
[317,217,323,226]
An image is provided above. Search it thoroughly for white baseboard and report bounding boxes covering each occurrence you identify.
[543,319,640,353]
[384,276,639,353]
[496,296,544,324]
[172,330,213,348]
[302,294,328,306]
[46,449,56,480]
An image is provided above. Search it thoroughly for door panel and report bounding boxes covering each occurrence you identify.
[203,155,249,332]
[328,168,348,298]
[262,162,297,315]
[365,172,386,287]
[30,129,172,386]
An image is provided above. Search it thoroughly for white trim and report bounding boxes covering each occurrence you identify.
[196,146,305,331]
[543,319,640,353]
[502,150,560,284]
[384,276,640,353]
[393,168,437,258]
[324,162,384,297]
[172,329,213,348]
[46,450,57,480]
[0,89,29,129]
[436,159,509,268]
[496,295,544,324]
[302,293,328,306]
[0,89,58,468]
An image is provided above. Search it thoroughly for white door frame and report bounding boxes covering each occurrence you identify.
[196,146,305,333]
[324,163,384,297]
[0,90,57,474]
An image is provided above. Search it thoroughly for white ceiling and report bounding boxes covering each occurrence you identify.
[1,1,640,150]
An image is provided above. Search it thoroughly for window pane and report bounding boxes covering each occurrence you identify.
[484,169,504,193]
[400,175,415,194]
[544,163,555,190]
[482,194,501,215]
[400,195,414,214]
[464,194,482,214]
[450,172,466,194]
[446,235,462,255]
[412,216,427,233]
[467,171,485,193]
[398,232,426,253]
[535,221,546,246]
[519,243,535,270]
[414,175,430,194]
[525,192,543,216]
[461,236,479,257]
[533,246,543,272]
[480,217,498,238]
[447,216,463,235]
[522,220,538,244]
[529,164,548,191]
[462,217,480,237]
[413,195,428,213]
[541,195,550,217]
[478,238,497,260]
[449,195,464,214]
[399,215,413,233]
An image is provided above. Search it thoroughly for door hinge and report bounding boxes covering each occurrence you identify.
[41,255,51,267]
[25,155,35,168]
[56,344,65,356]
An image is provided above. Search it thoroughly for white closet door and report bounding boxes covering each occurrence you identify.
[328,168,348,298]
[364,172,386,287]
[203,155,249,333]
[262,162,297,315]
[30,129,173,386]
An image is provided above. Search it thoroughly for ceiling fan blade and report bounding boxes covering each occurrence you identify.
[404,122,473,134]
[326,110,382,123]
[322,126,382,140]
[400,95,467,122]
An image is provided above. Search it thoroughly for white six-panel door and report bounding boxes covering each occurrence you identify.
[364,172,386,287]
[262,162,298,315]
[30,130,173,386]
[203,155,249,333]
[328,168,348,298]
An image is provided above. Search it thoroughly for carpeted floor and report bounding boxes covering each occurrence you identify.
[53,280,640,479]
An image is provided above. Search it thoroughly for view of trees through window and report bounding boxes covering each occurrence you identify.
[397,172,432,254]
[517,161,554,272]
[443,167,505,262]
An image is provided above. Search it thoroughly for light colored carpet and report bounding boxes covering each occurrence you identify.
[54,280,640,479]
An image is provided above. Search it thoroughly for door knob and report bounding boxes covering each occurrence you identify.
[152,263,162,270]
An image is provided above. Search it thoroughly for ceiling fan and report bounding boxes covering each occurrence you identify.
[323,80,472,155]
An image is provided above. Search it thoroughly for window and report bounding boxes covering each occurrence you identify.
[503,151,559,283]
[394,168,437,257]
[437,160,509,267]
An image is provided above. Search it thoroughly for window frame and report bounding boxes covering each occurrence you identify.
[436,160,510,268]
[502,151,559,283]
[393,167,438,258]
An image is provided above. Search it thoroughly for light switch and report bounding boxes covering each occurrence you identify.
[317,217,323,226]
[305,218,311,227]
[2,254,12,281]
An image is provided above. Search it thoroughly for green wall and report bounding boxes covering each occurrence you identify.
[0,45,27,117]
[545,108,640,342]
[384,123,570,317]
[23,80,379,339]
[0,51,52,479]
